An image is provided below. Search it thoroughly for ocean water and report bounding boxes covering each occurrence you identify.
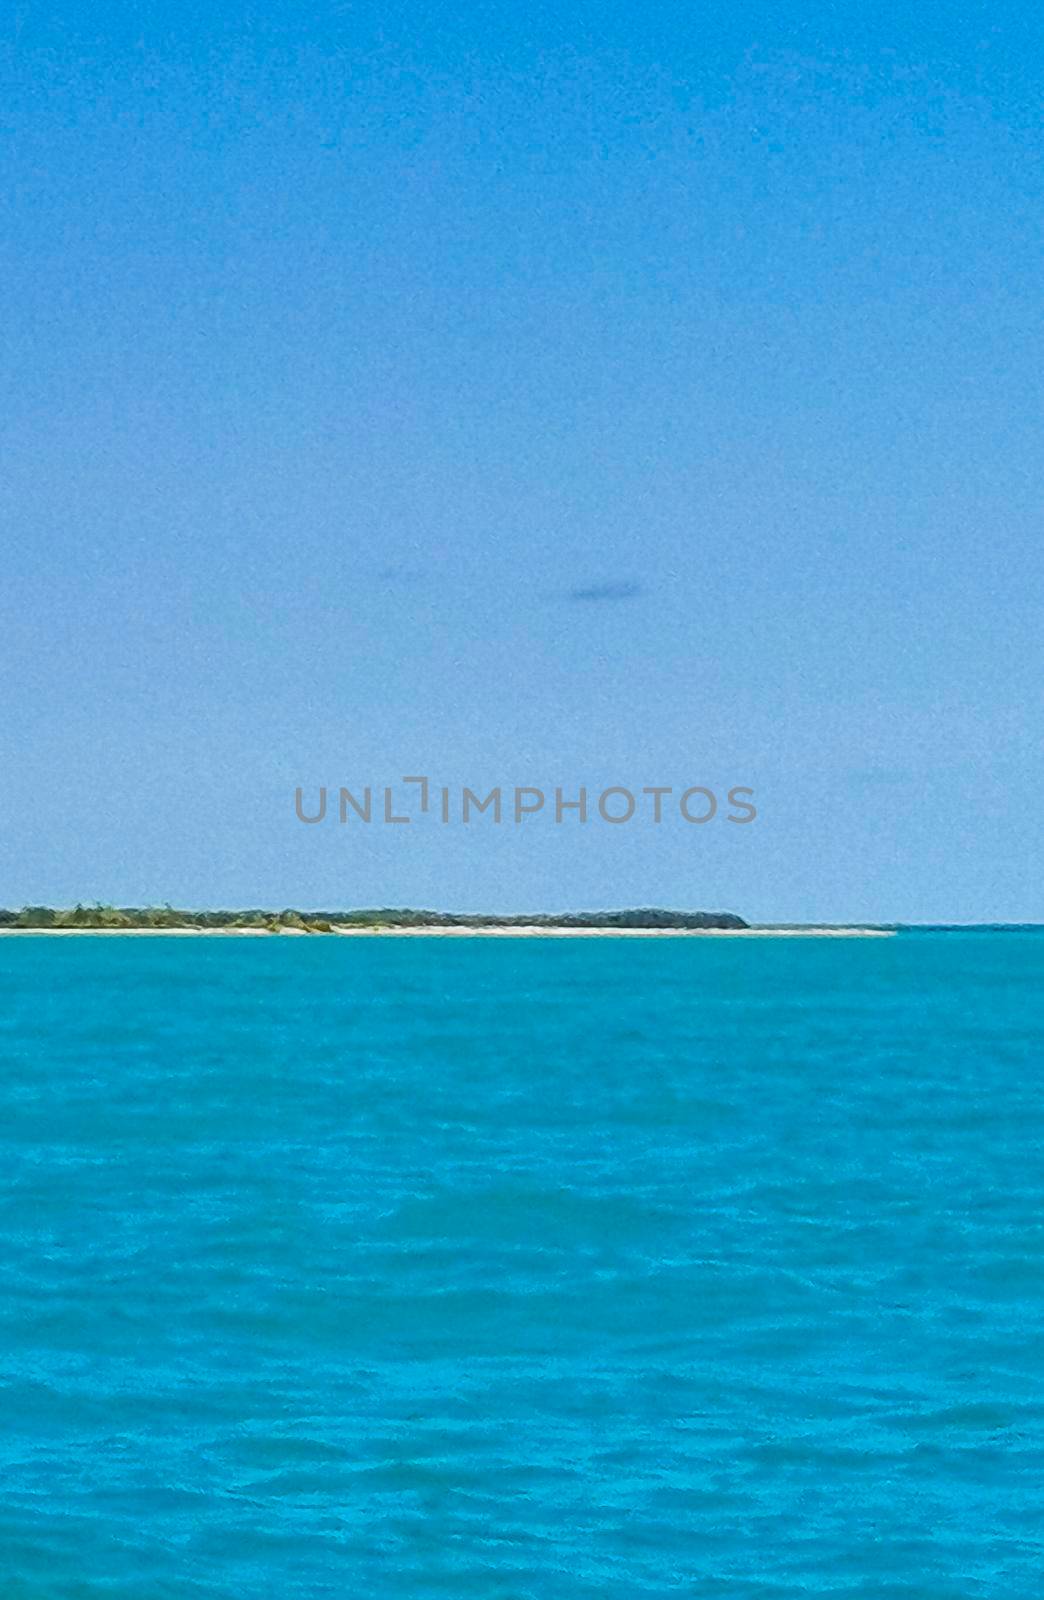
[0,932,1042,1599]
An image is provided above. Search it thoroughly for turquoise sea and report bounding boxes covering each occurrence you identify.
[1,931,1042,1599]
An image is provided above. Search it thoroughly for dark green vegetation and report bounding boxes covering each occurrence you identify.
[0,905,748,933]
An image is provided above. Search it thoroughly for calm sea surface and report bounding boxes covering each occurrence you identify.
[0,932,1042,1598]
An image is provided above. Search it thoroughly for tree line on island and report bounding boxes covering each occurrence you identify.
[0,905,748,932]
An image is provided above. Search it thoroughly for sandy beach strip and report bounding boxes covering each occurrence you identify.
[0,926,896,938]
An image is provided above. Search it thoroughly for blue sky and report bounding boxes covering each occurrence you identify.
[2,2,1041,921]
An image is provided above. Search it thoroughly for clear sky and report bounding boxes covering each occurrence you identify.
[2,2,1041,922]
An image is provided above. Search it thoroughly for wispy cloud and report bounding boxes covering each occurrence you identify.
[566,581,643,604]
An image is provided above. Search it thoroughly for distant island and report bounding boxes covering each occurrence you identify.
[0,905,748,934]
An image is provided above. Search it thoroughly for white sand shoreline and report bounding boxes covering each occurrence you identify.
[0,926,895,938]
